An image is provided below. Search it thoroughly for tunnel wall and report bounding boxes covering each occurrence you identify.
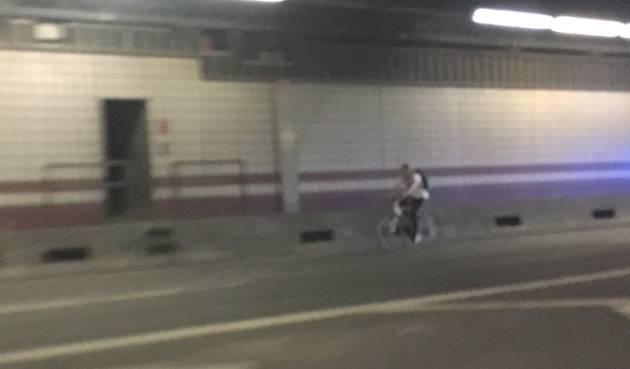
[0,51,283,229]
[296,85,630,212]
[1,49,630,230]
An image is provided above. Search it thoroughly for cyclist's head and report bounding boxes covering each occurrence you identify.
[400,164,412,179]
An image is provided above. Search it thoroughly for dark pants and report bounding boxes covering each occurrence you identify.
[399,198,424,240]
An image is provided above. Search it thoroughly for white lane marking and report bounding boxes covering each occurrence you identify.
[611,301,630,321]
[131,363,258,369]
[416,267,630,304]
[0,266,629,365]
[198,365,257,369]
[397,324,426,336]
[200,364,258,369]
[399,298,630,312]
[0,289,184,316]
[195,365,257,369]
[0,276,254,316]
[300,169,630,193]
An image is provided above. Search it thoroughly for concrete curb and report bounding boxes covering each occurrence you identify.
[157,225,630,274]
[2,225,630,282]
[0,250,236,282]
[3,195,630,282]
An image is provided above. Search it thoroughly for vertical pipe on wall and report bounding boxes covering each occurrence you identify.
[377,85,388,190]
[274,81,301,214]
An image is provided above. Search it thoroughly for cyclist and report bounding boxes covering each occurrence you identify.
[391,164,430,244]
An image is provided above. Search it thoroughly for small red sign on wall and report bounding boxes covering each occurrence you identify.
[200,36,213,51]
[159,120,169,135]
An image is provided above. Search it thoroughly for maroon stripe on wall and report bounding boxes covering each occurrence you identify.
[301,178,630,212]
[0,203,105,231]
[2,161,630,195]
[299,162,630,182]
[3,177,630,230]
[0,194,282,231]
[153,194,283,220]
[426,162,630,176]
[301,190,387,212]
[0,174,281,194]
[0,182,44,193]
[433,178,630,204]
[0,179,102,194]
[300,170,395,182]
[151,173,281,188]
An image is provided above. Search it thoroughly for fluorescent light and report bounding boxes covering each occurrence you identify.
[551,16,623,37]
[33,23,68,41]
[472,8,554,30]
[620,24,630,39]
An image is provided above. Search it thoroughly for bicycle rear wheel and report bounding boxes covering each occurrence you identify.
[417,215,438,244]
[377,216,409,252]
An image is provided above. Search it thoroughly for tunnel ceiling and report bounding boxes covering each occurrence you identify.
[5,0,630,51]
[2,0,467,41]
[9,0,630,17]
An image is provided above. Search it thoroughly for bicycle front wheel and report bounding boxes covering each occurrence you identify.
[376,216,409,252]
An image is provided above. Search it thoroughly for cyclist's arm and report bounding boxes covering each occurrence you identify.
[387,181,404,199]
[402,174,421,198]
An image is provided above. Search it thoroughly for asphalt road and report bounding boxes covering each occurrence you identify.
[1,240,630,369]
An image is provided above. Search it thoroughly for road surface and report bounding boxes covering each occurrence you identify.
[0,240,629,368]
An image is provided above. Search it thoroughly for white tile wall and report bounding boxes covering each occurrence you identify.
[297,85,630,172]
[196,82,276,174]
[582,92,630,163]
[153,184,278,201]
[3,47,630,209]
[0,51,277,190]
[295,84,385,173]
[531,90,590,164]
[381,87,462,169]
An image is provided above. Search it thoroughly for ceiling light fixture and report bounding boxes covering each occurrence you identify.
[620,24,630,39]
[551,16,623,38]
[473,8,630,39]
[472,8,554,30]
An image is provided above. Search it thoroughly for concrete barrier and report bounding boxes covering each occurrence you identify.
[0,221,190,278]
[2,194,630,279]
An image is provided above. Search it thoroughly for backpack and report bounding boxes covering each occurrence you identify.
[416,169,429,190]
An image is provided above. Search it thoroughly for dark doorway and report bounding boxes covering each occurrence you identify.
[102,99,151,219]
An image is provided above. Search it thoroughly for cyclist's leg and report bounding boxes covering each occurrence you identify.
[393,200,404,217]
[411,198,424,242]
[398,198,416,241]
[389,199,406,232]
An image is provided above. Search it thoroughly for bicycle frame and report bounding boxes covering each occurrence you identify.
[391,201,418,239]
[377,198,438,252]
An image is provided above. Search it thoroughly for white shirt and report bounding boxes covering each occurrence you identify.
[399,173,430,200]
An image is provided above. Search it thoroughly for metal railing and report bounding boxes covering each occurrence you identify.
[42,160,128,215]
[169,159,247,219]
[41,159,249,222]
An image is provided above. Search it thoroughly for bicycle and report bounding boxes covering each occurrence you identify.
[376,200,439,252]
